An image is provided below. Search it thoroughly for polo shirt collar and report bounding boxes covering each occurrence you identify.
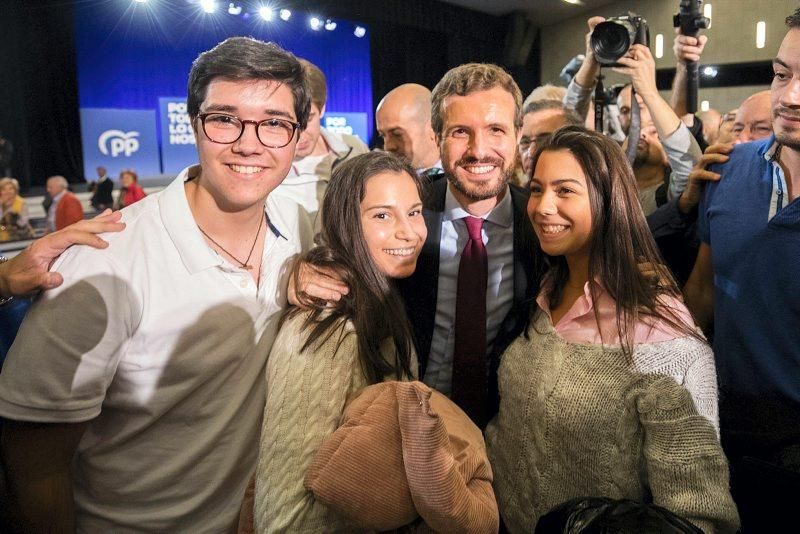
[159,166,221,274]
[442,182,513,228]
[159,165,288,275]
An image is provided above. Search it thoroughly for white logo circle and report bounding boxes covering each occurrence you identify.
[98,130,141,157]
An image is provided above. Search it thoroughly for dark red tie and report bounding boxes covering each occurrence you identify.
[451,216,488,426]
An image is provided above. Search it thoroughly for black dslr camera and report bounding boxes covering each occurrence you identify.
[590,13,649,66]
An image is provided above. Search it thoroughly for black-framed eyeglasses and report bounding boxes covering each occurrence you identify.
[197,112,300,148]
[519,132,552,153]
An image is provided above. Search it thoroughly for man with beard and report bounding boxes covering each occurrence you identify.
[395,63,540,427]
[684,10,800,528]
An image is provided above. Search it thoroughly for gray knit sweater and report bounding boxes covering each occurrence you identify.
[254,312,416,533]
[485,311,740,533]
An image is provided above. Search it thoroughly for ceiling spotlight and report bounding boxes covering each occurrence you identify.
[324,19,337,31]
[309,17,322,31]
[702,66,718,77]
[259,6,273,20]
[227,2,242,15]
[200,0,217,14]
[279,9,291,21]
[354,26,366,38]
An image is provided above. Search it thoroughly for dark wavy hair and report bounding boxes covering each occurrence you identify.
[286,151,422,384]
[187,37,311,129]
[431,62,523,138]
[787,8,800,27]
[529,126,702,355]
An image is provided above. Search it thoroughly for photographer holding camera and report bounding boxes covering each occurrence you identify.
[565,15,702,214]
[563,15,708,285]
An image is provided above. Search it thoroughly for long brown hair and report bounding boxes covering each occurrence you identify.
[286,151,421,384]
[529,125,701,354]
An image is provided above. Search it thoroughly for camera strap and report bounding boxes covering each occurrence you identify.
[594,74,605,132]
[625,86,642,166]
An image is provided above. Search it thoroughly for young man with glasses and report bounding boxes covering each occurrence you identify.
[0,37,309,532]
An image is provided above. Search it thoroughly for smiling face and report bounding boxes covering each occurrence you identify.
[772,28,800,150]
[439,87,519,211]
[360,170,427,279]
[193,78,298,212]
[528,149,593,262]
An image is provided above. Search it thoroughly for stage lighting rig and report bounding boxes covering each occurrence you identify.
[354,26,366,38]
[309,17,322,31]
[279,9,291,21]
[227,3,242,15]
[324,19,337,31]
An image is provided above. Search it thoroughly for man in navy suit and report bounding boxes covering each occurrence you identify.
[395,63,539,427]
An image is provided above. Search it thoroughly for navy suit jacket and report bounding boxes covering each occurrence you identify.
[395,175,542,420]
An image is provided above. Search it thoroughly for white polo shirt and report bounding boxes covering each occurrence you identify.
[0,166,301,533]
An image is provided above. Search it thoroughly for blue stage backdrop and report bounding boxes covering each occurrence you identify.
[80,108,161,178]
[74,1,372,178]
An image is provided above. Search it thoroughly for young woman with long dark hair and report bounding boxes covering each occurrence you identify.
[486,126,740,533]
[252,151,425,532]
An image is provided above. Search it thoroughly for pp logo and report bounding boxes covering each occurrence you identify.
[98,130,140,157]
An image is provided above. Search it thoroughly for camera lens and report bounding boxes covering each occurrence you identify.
[591,20,634,65]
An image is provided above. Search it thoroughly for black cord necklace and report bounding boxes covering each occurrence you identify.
[197,212,265,270]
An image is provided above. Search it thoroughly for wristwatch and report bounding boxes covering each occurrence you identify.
[0,255,13,306]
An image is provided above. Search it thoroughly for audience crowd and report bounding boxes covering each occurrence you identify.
[0,6,798,534]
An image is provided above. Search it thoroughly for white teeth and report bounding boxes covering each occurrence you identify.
[464,165,495,175]
[229,164,264,174]
[541,224,567,234]
[383,247,415,256]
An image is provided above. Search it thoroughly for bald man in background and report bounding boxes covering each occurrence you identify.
[732,90,773,144]
[375,83,442,175]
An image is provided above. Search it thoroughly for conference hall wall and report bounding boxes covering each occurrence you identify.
[539,0,797,114]
[74,1,373,179]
